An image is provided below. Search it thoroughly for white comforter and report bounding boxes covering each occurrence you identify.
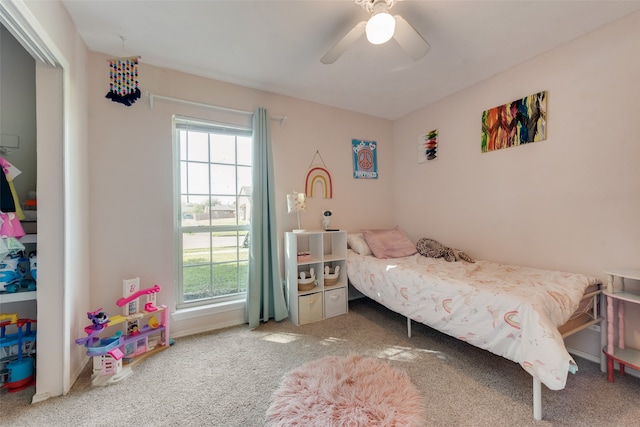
[346,250,600,390]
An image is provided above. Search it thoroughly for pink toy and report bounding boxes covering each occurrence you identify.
[76,279,170,387]
[116,284,161,307]
[144,302,158,312]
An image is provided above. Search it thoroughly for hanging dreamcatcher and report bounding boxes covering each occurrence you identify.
[105,56,141,106]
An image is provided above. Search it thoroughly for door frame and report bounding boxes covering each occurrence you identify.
[0,0,70,400]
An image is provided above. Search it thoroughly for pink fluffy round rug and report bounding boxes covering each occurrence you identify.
[265,354,426,427]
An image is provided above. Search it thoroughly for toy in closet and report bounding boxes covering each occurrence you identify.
[1,157,36,294]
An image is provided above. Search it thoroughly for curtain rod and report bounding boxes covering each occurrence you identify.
[147,92,287,128]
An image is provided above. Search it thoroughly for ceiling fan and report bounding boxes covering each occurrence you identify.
[321,0,431,65]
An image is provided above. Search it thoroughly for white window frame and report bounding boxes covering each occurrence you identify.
[173,116,252,309]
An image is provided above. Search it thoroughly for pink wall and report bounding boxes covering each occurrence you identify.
[394,9,640,277]
[393,12,640,352]
[87,57,395,337]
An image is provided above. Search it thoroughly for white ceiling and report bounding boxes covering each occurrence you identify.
[61,0,640,120]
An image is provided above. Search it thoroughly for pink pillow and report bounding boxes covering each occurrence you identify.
[361,227,417,259]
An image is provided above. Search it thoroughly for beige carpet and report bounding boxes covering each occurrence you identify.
[2,298,640,426]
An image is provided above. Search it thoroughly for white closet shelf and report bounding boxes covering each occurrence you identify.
[19,234,37,244]
[0,290,36,303]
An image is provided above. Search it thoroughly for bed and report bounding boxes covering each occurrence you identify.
[345,230,602,421]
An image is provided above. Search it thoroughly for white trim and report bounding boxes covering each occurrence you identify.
[171,298,245,322]
[30,392,51,404]
[174,116,251,134]
[0,0,58,66]
[566,347,600,364]
[171,317,245,339]
[173,116,251,310]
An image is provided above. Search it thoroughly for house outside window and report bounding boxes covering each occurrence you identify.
[174,117,252,308]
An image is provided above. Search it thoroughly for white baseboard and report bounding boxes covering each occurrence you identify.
[31,392,51,404]
[171,318,245,339]
[567,347,600,364]
[171,299,245,322]
[69,356,91,389]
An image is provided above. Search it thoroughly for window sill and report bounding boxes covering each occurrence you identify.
[171,298,245,322]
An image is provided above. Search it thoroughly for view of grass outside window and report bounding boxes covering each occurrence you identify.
[175,118,252,307]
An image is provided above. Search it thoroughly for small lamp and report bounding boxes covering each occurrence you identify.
[287,191,306,232]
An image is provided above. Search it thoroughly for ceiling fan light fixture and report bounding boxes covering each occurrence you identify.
[322,0,428,64]
[365,12,395,44]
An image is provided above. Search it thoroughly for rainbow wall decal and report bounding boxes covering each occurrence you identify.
[305,166,333,199]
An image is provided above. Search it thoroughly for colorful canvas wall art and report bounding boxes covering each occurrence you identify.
[481,91,547,152]
[352,139,378,179]
[418,129,438,163]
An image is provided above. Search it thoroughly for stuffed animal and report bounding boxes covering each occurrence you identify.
[416,238,474,263]
[416,238,455,262]
[451,248,475,263]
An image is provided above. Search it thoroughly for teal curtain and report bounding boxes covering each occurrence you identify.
[246,107,288,328]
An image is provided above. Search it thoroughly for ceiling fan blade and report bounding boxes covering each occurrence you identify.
[393,15,430,61]
[321,21,366,64]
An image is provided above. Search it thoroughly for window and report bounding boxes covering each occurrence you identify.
[174,117,252,308]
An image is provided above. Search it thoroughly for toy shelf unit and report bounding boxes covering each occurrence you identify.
[0,315,37,392]
[603,269,640,382]
[285,230,348,325]
[75,278,170,386]
[0,230,38,392]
